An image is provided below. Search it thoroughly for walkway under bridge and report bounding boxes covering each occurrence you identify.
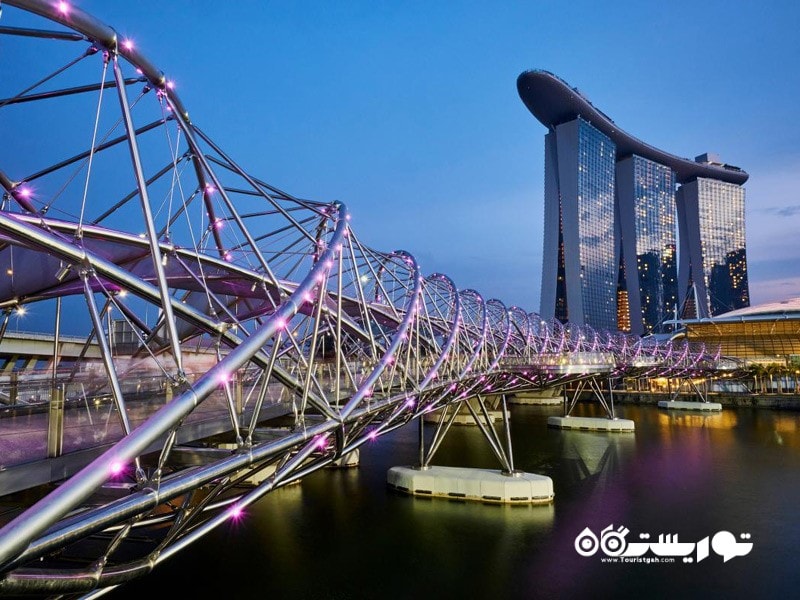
[0,2,745,596]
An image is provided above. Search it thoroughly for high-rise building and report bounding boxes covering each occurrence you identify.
[616,155,678,334]
[517,70,750,333]
[676,165,750,318]
[541,118,617,331]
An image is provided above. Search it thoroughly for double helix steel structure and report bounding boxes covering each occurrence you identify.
[0,2,732,596]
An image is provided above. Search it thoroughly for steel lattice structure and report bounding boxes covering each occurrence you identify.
[0,2,735,596]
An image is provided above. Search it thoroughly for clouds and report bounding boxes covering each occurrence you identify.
[763,205,800,218]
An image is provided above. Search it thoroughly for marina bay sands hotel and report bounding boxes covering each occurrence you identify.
[518,70,750,335]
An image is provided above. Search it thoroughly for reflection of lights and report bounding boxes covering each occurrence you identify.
[118,289,128,298]
[122,39,134,51]
[57,2,70,16]
[228,505,244,521]
[5,269,12,276]
[15,306,26,316]
[315,435,328,450]
[109,461,124,476]
[17,186,32,199]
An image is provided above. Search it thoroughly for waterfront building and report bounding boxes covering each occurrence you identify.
[517,70,750,333]
[541,117,617,331]
[676,157,750,318]
[616,155,678,334]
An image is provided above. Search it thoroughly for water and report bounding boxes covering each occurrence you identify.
[111,403,800,599]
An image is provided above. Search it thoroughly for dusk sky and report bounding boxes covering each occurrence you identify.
[18,0,800,312]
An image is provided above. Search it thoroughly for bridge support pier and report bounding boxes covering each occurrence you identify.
[388,394,554,504]
[547,376,635,432]
[47,385,65,458]
[658,377,722,411]
[509,386,563,406]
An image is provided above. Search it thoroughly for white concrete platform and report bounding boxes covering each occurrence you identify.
[658,400,723,412]
[510,390,563,406]
[547,415,635,432]
[422,408,503,425]
[329,449,360,468]
[387,465,554,504]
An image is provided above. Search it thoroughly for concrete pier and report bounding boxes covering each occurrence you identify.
[422,407,503,425]
[387,465,554,504]
[547,415,635,432]
[657,400,723,412]
[510,388,563,406]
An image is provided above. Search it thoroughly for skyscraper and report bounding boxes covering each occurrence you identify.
[517,70,749,333]
[541,118,617,331]
[616,155,678,334]
[676,163,750,318]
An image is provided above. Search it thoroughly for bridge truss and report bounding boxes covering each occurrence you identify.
[0,1,733,596]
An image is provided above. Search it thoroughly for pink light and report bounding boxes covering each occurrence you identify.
[166,80,176,90]
[325,259,334,269]
[122,39,134,51]
[368,430,378,441]
[387,355,395,364]
[213,219,225,231]
[275,318,287,330]
[109,461,124,476]
[229,505,244,521]
[218,372,230,384]
[205,184,216,193]
[57,1,70,15]
[404,398,415,408]
[315,435,329,450]
[223,251,233,262]
[17,187,32,199]
[303,292,313,303]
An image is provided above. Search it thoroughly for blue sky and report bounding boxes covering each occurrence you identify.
[15,0,800,312]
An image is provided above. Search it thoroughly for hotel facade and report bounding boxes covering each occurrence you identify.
[518,70,750,335]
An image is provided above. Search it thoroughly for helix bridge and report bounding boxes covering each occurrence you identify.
[0,1,738,596]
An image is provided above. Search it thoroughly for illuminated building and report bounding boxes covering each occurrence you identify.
[517,70,750,332]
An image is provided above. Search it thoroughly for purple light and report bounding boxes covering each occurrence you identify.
[275,318,287,330]
[57,1,70,15]
[17,186,32,199]
[122,39,134,51]
[368,430,378,441]
[315,435,329,450]
[166,80,176,90]
[218,372,230,384]
[109,461,124,476]
[229,505,244,521]
[303,292,313,303]
[325,259,334,269]
[404,398,416,408]
[205,184,216,193]
[223,251,233,262]
[213,219,225,231]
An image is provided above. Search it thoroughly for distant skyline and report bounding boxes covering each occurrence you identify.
[13,0,800,312]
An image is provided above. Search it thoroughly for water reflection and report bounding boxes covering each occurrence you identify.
[558,430,636,487]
